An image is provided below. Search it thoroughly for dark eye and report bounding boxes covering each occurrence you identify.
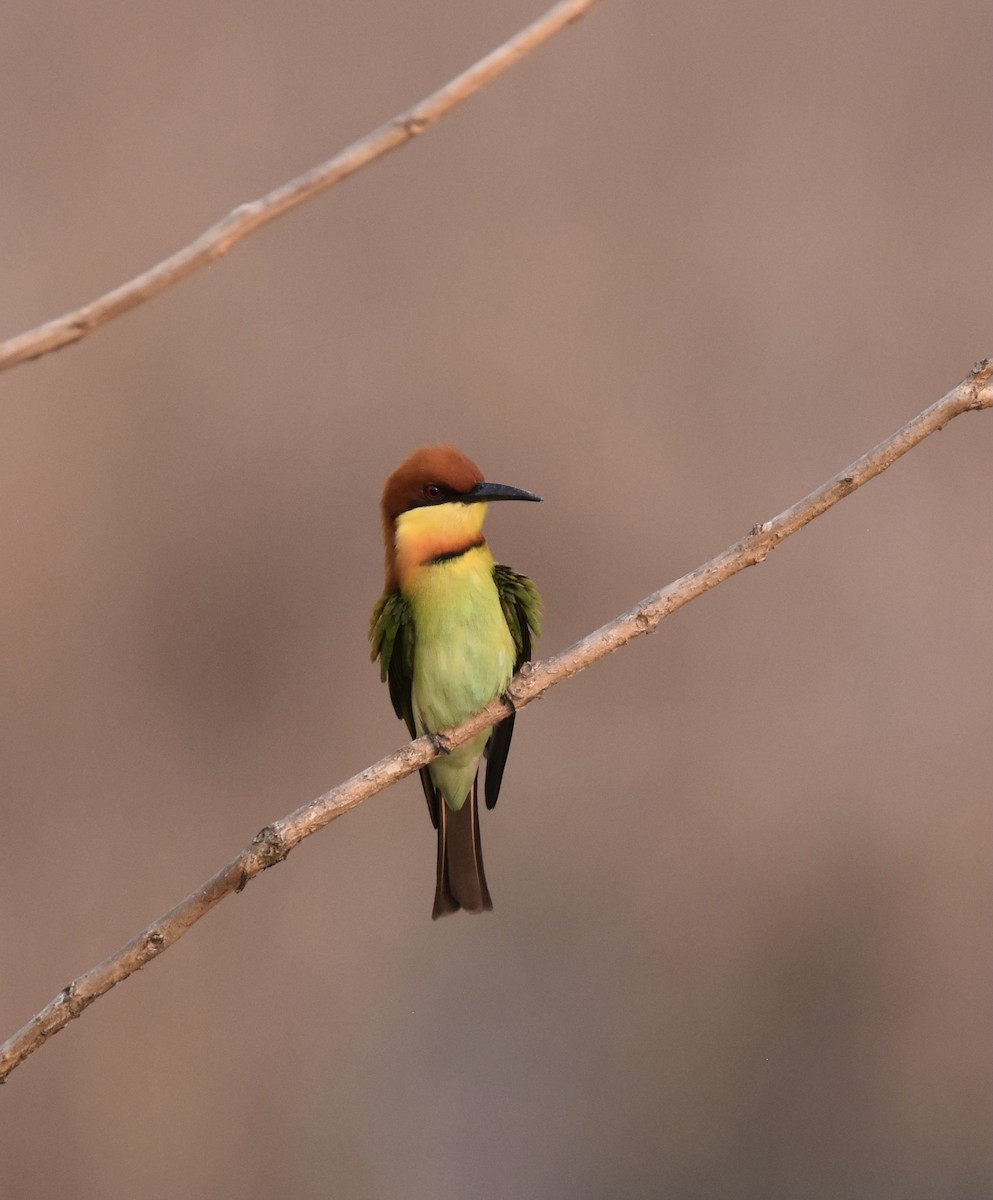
[424,483,442,499]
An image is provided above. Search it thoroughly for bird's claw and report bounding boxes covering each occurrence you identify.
[428,731,453,756]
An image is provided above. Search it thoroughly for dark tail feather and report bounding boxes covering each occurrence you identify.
[432,778,493,919]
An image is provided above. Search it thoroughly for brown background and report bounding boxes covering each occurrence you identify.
[1,3,990,1197]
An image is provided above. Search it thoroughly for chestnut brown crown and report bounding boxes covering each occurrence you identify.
[380,444,484,526]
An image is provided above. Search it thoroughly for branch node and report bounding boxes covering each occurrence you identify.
[398,113,430,137]
[507,661,538,706]
[239,826,290,890]
[62,982,95,1019]
[967,358,993,409]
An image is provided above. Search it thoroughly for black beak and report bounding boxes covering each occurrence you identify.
[464,481,542,504]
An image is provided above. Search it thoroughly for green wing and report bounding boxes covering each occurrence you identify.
[485,566,542,811]
[493,564,542,668]
[370,588,440,824]
[370,589,416,736]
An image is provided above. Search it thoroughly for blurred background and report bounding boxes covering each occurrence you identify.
[1,2,989,1197]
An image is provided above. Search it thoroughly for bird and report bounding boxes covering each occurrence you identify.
[370,445,542,918]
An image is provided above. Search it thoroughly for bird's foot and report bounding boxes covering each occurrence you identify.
[427,731,454,756]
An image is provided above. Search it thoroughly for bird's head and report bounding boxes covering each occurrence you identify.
[380,445,540,589]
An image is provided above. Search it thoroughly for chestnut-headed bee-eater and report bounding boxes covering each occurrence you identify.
[370,445,542,918]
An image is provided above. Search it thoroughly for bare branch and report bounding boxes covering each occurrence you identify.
[0,0,601,375]
[1,361,988,1084]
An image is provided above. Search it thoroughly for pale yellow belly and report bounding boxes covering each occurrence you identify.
[408,553,515,810]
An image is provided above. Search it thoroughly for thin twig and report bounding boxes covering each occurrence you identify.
[0,0,601,375]
[1,360,989,1084]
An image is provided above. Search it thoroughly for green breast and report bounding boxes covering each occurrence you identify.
[407,546,515,808]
